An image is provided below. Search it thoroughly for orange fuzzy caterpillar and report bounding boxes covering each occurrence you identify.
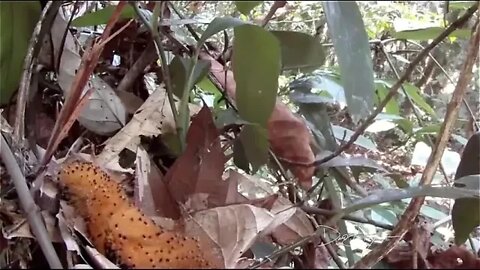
[57,161,216,269]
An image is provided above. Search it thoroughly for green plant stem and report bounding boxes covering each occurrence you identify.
[178,51,199,150]
[130,2,178,126]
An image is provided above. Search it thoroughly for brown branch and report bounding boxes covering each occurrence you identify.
[354,11,480,269]
[261,1,287,27]
[0,133,63,269]
[116,41,157,93]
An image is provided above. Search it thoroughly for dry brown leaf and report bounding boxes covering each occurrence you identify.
[164,105,229,209]
[200,53,315,189]
[185,204,294,268]
[50,12,126,135]
[232,171,315,245]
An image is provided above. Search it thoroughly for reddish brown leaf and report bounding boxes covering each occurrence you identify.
[200,53,315,189]
[164,105,229,209]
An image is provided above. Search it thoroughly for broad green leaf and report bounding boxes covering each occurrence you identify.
[393,27,471,40]
[449,1,477,10]
[0,1,41,105]
[233,24,281,126]
[402,83,436,118]
[337,185,480,221]
[72,5,136,27]
[323,2,375,123]
[196,77,221,95]
[452,175,480,244]
[239,125,269,172]
[370,206,398,225]
[420,205,448,220]
[235,1,262,15]
[374,82,400,115]
[199,17,247,46]
[413,123,442,136]
[331,125,377,151]
[169,56,211,98]
[270,31,325,72]
[233,138,250,173]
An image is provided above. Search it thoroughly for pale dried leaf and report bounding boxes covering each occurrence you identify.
[3,211,62,242]
[117,90,144,114]
[234,172,314,245]
[185,204,289,268]
[96,85,170,171]
[133,146,156,216]
[50,12,126,135]
[184,193,210,213]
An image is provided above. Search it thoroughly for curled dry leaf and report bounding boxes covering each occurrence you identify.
[232,170,315,245]
[50,12,126,135]
[200,53,315,189]
[185,204,296,268]
[96,83,199,173]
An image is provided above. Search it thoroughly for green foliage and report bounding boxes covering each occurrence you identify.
[72,5,136,27]
[234,1,262,16]
[0,1,41,105]
[323,2,375,123]
[392,27,471,41]
[270,31,325,72]
[233,24,281,170]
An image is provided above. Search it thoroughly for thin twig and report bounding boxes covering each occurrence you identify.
[130,1,178,124]
[0,134,63,269]
[380,44,451,184]
[301,205,394,230]
[261,1,287,27]
[354,11,480,269]
[116,41,157,93]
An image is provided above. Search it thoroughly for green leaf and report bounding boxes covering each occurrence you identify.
[239,125,269,172]
[0,1,41,105]
[196,77,221,96]
[72,5,136,27]
[420,205,448,220]
[233,138,250,173]
[233,24,281,126]
[169,56,211,98]
[374,81,400,115]
[449,1,477,10]
[338,185,480,220]
[270,31,325,72]
[452,175,480,244]
[199,17,247,46]
[413,123,442,136]
[392,27,471,41]
[323,1,375,123]
[402,83,437,118]
[235,1,262,15]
